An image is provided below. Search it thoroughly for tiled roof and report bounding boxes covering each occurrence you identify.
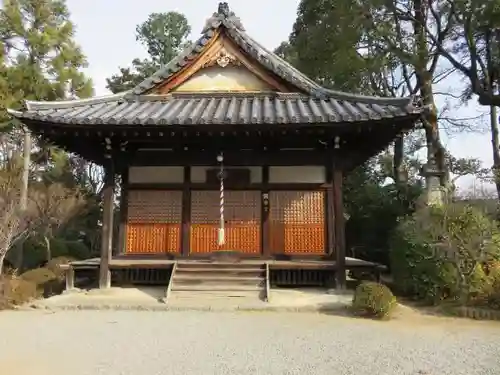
[7,2,423,127]
[126,2,413,105]
[8,92,421,126]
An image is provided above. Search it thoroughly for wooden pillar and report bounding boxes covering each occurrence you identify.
[117,168,129,255]
[180,166,191,256]
[65,266,75,290]
[99,163,115,289]
[325,158,335,257]
[261,166,270,257]
[333,168,346,289]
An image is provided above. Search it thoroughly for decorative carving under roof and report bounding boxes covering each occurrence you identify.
[202,47,240,68]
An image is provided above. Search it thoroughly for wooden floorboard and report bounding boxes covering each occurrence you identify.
[110,258,176,268]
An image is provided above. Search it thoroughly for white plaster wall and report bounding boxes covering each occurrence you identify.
[190,166,262,183]
[173,65,273,92]
[269,166,326,183]
[128,166,184,184]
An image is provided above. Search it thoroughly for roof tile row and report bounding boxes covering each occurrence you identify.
[14,93,418,126]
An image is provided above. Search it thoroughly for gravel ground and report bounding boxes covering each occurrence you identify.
[0,310,499,375]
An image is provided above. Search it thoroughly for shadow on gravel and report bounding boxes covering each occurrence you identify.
[312,300,481,324]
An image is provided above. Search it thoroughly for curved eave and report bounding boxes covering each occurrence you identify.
[6,91,130,122]
[7,92,423,127]
[21,92,128,111]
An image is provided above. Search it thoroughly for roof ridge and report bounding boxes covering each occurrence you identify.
[224,21,416,107]
[128,2,244,98]
[22,92,127,111]
[124,2,420,110]
[318,89,416,106]
[229,28,323,92]
[126,30,215,98]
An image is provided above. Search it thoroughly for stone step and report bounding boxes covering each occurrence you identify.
[167,262,268,301]
[174,274,263,282]
[175,267,264,275]
[171,284,261,292]
[170,290,261,298]
[177,262,265,270]
[173,280,263,289]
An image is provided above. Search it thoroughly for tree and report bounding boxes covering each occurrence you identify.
[0,0,94,212]
[0,165,34,275]
[390,0,500,199]
[0,0,93,103]
[106,12,191,94]
[31,183,86,262]
[0,0,93,268]
[283,0,381,93]
[423,0,500,107]
[284,0,458,190]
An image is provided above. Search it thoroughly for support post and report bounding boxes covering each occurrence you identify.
[180,166,191,256]
[325,157,335,257]
[65,266,75,291]
[333,168,346,289]
[117,168,129,255]
[99,163,115,289]
[262,166,270,257]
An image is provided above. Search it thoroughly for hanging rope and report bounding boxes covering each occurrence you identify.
[217,152,225,246]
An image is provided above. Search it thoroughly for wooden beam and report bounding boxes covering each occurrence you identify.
[131,149,329,167]
[126,182,329,191]
[24,117,419,169]
[99,162,115,289]
[333,168,346,289]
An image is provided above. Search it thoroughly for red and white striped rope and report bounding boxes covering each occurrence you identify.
[218,152,225,246]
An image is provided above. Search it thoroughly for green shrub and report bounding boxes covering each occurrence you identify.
[20,267,57,285]
[59,240,91,260]
[351,282,397,319]
[390,203,500,305]
[12,237,90,271]
[0,275,39,307]
[20,267,66,298]
[486,262,500,309]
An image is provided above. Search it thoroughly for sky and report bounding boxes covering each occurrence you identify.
[65,0,493,193]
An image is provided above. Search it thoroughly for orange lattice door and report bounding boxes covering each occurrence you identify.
[190,190,261,254]
[269,191,326,255]
[126,190,182,254]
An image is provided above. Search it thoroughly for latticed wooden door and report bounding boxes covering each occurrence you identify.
[190,190,261,254]
[126,190,182,254]
[269,190,326,254]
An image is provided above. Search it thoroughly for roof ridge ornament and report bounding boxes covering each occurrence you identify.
[202,2,245,33]
[218,2,230,16]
